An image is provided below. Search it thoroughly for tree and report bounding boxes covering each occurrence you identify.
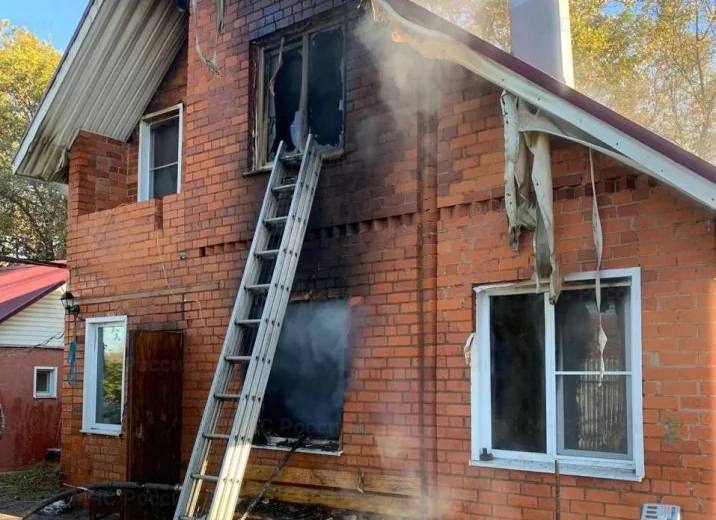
[414,0,715,163]
[0,21,65,261]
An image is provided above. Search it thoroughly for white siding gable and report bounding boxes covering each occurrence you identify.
[0,286,65,348]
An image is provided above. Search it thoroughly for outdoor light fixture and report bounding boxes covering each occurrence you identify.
[60,291,80,316]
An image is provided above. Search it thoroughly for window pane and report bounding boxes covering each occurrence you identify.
[556,286,629,372]
[267,44,303,158]
[258,300,349,442]
[151,117,179,167]
[560,374,629,456]
[95,324,125,425]
[151,164,179,199]
[308,26,344,148]
[490,293,546,453]
[36,370,50,393]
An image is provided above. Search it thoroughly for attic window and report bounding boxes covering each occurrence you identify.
[138,104,183,201]
[255,300,349,452]
[256,24,345,166]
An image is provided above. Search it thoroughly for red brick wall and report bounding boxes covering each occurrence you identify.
[61,1,715,518]
[0,347,62,471]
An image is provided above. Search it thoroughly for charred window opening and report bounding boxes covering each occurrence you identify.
[255,300,349,451]
[259,24,345,165]
[307,27,344,148]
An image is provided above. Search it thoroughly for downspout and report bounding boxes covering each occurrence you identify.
[416,66,440,519]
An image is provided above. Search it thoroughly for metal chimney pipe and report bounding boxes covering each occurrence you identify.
[509,0,575,87]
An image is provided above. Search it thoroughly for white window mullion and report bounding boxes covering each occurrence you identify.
[629,268,645,479]
[474,290,493,458]
[544,293,557,459]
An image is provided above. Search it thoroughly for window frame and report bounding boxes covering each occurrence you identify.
[253,20,346,169]
[471,268,644,481]
[138,104,183,201]
[33,366,58,399]
[81,315,128,436]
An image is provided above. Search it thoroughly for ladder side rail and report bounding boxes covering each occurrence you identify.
[208,139,322,519]
[207,140,320,519]
[209,139,321,519]
[209,144,321,520]
[174,141,288,519]
[216,148,323,518]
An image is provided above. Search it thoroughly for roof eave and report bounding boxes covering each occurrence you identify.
[379,0,716,210]
[12,0,187,182]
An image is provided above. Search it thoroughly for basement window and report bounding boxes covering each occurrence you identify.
[33,367,58,399]
[255,300,350,452]
[82,316,127,436]
[471,268,644,481]
[138,104,183,201]
[255,24,345,166]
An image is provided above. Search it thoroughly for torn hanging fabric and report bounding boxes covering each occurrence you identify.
[268,38,285,97]
[216,0,224,33]
[525,131,561,303]
[500,92,535,250]
[463,332,475,367]
[589,149,608,380]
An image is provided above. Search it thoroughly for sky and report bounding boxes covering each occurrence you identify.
[1,0,89,51]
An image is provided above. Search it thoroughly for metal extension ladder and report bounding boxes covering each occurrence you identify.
[174,136,323,520]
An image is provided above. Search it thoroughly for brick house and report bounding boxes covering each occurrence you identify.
[0,264,66,471]
[12,0,715,518]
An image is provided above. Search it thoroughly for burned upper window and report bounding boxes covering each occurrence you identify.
[256,300,350,450]
[258,24,345,164]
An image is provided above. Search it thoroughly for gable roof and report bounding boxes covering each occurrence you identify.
[12,0,187,182]
[378,0,716,209]
[12,0,715,209]
[0,265,68,325]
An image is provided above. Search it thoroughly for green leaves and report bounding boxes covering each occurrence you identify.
[0,21,65,261]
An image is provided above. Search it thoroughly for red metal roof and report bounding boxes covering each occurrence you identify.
[0,265,68,325]
[386,0,716,184]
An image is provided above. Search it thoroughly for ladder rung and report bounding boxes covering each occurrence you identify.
[191,473,219,482]
[255,249,279,259]
[235,318,261,327]
[225,355,252,363]
[264,215,288,226]
[215,393,242,401]
[272,183,296,193]
[246,283,270,292]
[203,432,230,441]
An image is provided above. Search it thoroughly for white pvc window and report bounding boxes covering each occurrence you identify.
[471,268,644,481]
[138,104,183,201]
[33,367,58,399]
[82,316,127,436]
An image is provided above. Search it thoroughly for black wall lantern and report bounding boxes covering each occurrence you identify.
[60,291,80,316]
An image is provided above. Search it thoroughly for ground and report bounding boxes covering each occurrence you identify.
[0,463,86,519]
[1,463,401,520]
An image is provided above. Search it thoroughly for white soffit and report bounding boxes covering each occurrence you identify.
[374,0,716,210]
[12,0,187,182]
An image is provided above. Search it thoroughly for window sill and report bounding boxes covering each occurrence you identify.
[243,149,344,177]
[253,442,342,457]
[80,427,122,437]
[469,457,642,482]
[34,395,57,399]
